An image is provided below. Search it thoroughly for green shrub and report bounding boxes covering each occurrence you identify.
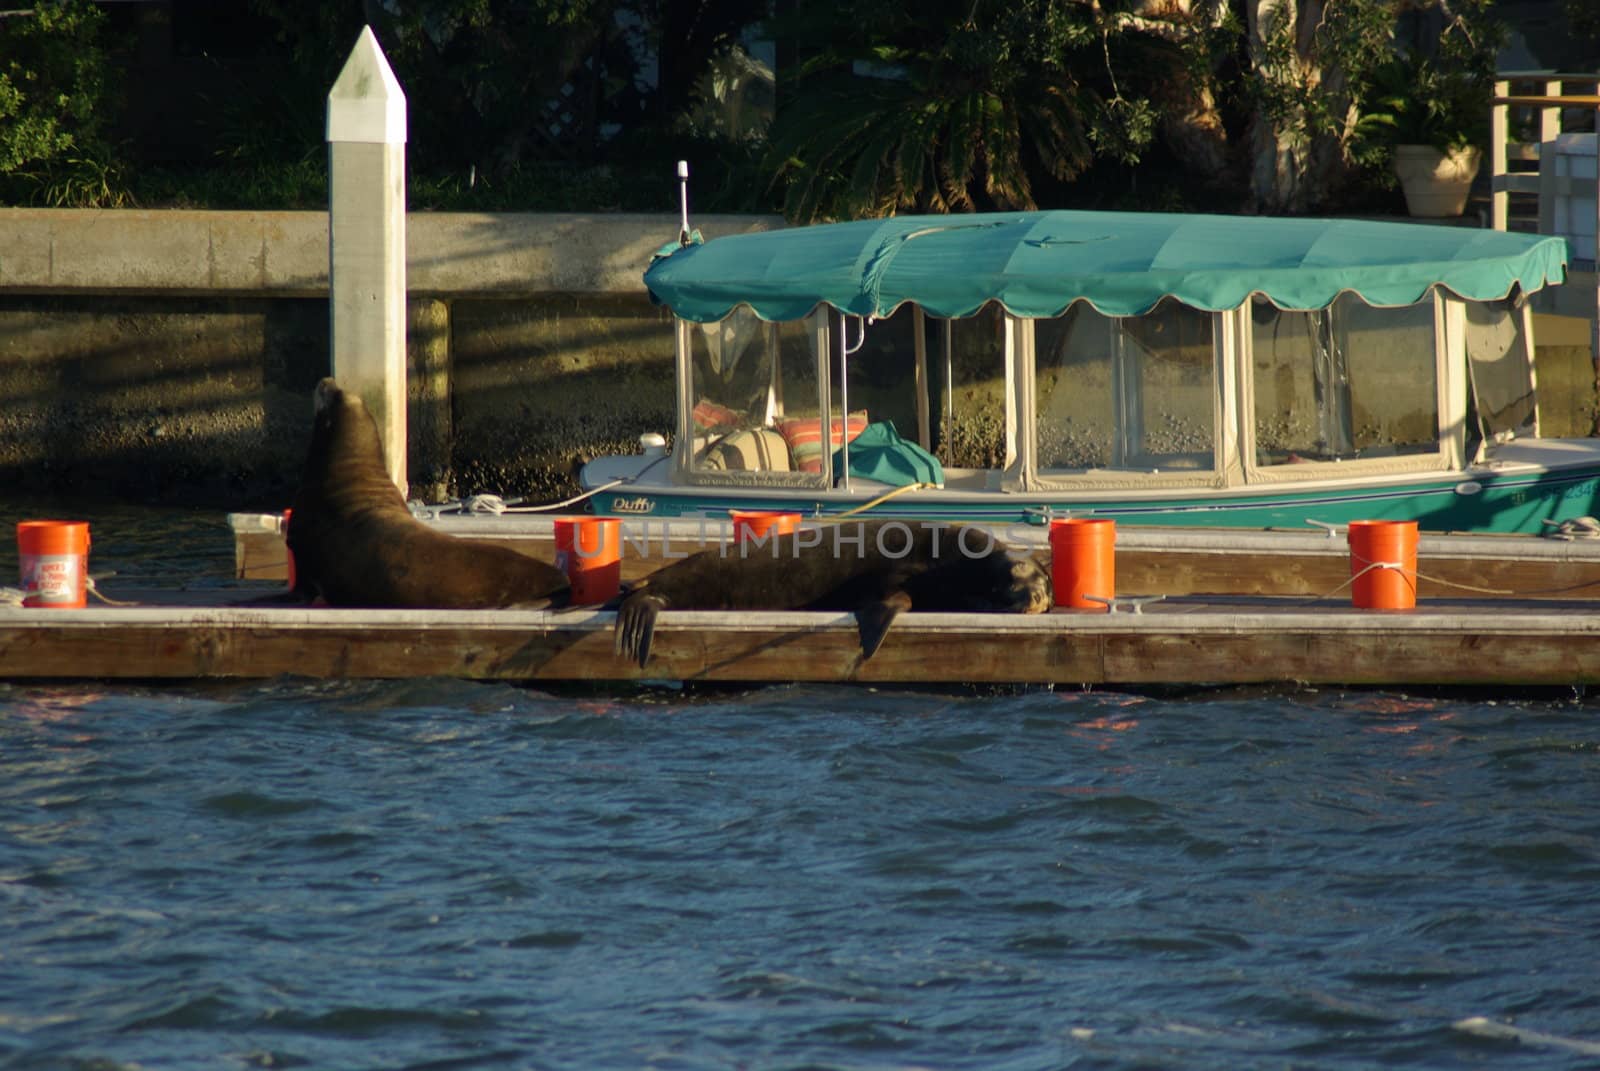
[0,0,125,206]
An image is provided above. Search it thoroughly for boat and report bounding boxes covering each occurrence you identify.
[573,209,1595,534]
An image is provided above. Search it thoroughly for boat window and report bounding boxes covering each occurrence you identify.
[931,306,1008,470]
[1034,299,1216,472]
[1464,300,1536,442]
[685,307,826,484]
[830,305,919,475]
[1251,294,1438,465]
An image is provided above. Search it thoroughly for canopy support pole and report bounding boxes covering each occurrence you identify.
[840,315,867,493]
[913,309,931,450]
[944,322,954,461]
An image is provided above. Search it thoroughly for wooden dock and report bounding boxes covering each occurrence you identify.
[4,589,1600,687]
[1,515,1590,688]
[229,512,1600,601]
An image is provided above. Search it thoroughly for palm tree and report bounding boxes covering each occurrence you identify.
[763,0,1188,222]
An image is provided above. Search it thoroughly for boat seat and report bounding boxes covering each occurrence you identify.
[694,426,794,472]
[1128,452,1212,470]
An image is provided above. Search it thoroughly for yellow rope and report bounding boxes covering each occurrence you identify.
[0,576,138,607]
[1306,558,1600,602]
[1303,561,1412,603]
[1407,565,1515,597]
[87,575,140,607]
[834,482,934,518]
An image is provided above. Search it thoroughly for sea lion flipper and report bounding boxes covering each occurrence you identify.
[615,591,667,668]
[855,590,914,660]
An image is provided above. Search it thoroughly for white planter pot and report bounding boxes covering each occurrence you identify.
[1392,144,1482,218]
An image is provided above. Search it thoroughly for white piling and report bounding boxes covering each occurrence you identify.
[326,25,409,494]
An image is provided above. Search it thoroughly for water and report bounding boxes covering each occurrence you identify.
[2,502,1599,1070]
[0,496,241,594]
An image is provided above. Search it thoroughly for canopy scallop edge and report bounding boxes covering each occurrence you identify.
[643,210,1570,322]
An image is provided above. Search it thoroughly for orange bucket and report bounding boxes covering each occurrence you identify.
[1048,518,1115,610]
[729,510,800,545]
[1347,519,1418,610]
[17,520,91,608]
[554,516,621,604]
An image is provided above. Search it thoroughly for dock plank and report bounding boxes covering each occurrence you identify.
[5,598,1600,686]
[228,525,1600,601]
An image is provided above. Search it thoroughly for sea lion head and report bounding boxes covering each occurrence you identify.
[301,377,398,494]
[309,377,379,446]
[313,376,343,417]
[1005,552,1053,614]
[303,378,368,476]
[291,375,409,540]
[905,539,1053,613]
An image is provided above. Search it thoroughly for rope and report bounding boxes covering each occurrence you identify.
[498,451,674,515]
[499,479,627,513]
[1349,558,1600,599]
[87,575,139,607]
[1407,567,1517,596]
[835,481,934,518]
[1311,557,1518,601]
[0,576,139,607]
[1306,559,1415,602]
[462,493,510,514]
[421,478,629,518]
[1543,516,1600,540]
[430,457,918,522]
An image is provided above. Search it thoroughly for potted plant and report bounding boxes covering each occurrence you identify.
[1355,3,1506,217]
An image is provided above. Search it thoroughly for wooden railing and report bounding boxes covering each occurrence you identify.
[1490,73,1600,360]
[1490,73,1599,246]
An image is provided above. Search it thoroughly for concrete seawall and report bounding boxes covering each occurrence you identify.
[0,209,781,508]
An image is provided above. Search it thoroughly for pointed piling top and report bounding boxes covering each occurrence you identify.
[326,25,407,145]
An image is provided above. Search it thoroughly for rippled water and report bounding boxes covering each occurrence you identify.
[0,496,240,594]
[4,679,1600,1070]
[2,500,1599,1069]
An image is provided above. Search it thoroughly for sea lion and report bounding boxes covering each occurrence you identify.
[287,377,569,609]
[613,519,1051,667]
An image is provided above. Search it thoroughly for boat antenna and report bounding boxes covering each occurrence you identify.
[678,160,692,247]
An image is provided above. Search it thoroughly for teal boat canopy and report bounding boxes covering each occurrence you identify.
[644,210,1570,322]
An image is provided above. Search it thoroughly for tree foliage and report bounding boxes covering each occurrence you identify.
[763,0,1202,222]
[1353,0,1504,159]
[0,0,1521,217]
[240,0,768,181]
[1240,0,1507,212]
[1238,0,1395,211]
[0,0,126,205]
[1566,0,1600,65]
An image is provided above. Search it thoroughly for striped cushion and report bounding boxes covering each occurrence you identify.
[778,412,869,473]
[692,399,742,431]
[699,427,792,472]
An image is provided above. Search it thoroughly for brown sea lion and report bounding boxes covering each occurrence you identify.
[287,377,569,609]
[613,520,1051,667]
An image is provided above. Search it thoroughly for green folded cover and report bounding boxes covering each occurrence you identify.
[833,421,944,487]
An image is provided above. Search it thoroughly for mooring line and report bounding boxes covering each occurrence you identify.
[1301,557,1598,602]
[88,575,140,607]
[835,481,934,518]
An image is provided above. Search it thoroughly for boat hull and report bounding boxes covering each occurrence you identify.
[587,454,1600,535]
